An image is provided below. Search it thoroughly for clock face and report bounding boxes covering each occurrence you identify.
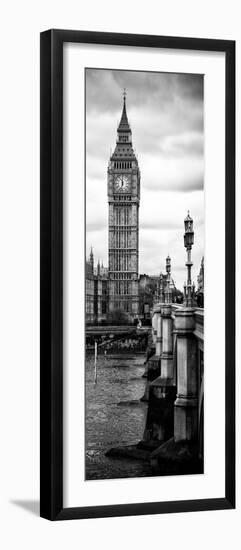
[115,175,130,192]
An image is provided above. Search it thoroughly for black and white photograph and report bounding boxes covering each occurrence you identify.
[85,68,204,480]
[0,0,237,541]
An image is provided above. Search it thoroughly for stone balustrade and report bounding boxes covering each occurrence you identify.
[141,302,204,472]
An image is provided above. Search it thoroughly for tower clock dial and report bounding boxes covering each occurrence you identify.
[115,175,130,191]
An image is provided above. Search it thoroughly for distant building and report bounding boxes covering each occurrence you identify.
[139,269,182,321]
[139,274,159,321]
[157,271,182,304]
[94,260,109,278]
[86,249,108,324]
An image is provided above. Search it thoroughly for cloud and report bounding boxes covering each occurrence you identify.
[86,69,203,114]
[140,154,203,193]
[160,131,204,157]
[85,68,204,289]
[86,221,106,232]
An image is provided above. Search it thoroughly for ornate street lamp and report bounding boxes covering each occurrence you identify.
[165,255,172,304]
[183,211,195,307]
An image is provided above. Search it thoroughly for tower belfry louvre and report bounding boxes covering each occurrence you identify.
[107,91,140,319]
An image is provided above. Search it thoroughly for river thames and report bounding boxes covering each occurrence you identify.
[85,352,154,480]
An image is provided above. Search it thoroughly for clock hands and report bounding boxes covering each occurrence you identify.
[116,175,129,190]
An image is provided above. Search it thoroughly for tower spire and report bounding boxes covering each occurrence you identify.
[118,89,130,133]
[97,259,100,276]
[89,246,94,274]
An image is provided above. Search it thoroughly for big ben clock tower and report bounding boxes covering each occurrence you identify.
[107,91,140,320]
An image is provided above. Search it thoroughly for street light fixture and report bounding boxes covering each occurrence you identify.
[183,211,195,307]
[165,255,172,304]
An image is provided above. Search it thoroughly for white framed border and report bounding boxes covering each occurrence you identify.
[63,42,225,508]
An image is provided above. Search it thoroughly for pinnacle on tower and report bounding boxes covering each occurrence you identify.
[97,259,100,276]
[89,246,94,274]
[117,89,131,133]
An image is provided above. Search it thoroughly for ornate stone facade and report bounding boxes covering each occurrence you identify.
[86,249,108,325]
[107,93,140,320]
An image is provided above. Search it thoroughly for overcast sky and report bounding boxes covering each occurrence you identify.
[86,68,204,290]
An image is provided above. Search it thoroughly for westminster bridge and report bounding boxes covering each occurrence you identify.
[101,301,204,475]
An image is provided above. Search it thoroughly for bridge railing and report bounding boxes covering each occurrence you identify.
[146,302,204,458]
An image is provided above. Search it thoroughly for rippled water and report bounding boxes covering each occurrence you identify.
[85,352,152,480]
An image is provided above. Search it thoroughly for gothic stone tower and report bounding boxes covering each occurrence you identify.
[107,92,140,320]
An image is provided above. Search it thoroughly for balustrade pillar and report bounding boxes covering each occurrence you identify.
[141,305,161,402]
[152,308,158,345]
[160,303,174,380]
[155,312,162,357]
[142,303,176,444]
[149,305,162,377]
[174,308,198,441]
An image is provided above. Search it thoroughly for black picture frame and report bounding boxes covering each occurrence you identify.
[40,29,235,521]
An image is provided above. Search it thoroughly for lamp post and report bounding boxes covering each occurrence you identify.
[184,211,195,307]
[165,255,172,304]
